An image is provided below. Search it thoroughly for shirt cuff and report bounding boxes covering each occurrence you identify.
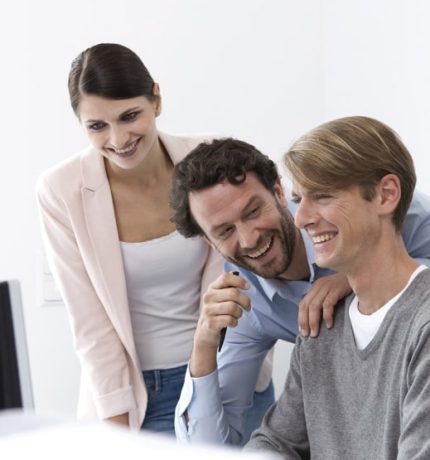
[175,365,223,443]
[188,369,220,419]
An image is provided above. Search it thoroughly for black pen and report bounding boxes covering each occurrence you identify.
[218,271,239,352]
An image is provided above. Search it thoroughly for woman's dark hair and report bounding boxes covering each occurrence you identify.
[68,43,155,115]
[170,138,279,237]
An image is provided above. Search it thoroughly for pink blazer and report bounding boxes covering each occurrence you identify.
[36,132,223,430]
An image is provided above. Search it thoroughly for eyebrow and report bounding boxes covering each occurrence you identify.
[84,106,141,124]
[119,106,141,116]
[84,118,103,124]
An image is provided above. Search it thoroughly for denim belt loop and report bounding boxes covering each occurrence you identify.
[154,370,161,392]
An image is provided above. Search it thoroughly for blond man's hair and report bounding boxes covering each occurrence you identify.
[283,116,416,231]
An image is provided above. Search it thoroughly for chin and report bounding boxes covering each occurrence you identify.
[255,260,288,279]
[318,257,344,272]
[315,256,332,269]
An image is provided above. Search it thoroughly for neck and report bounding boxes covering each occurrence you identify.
[280,229,311,281]
[347,235,419,315]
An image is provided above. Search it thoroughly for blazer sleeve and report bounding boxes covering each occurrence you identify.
[36,174,137,420]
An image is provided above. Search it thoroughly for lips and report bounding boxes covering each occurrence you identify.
[110,138,141,158]
[246,236,274,259]
[311,232,337,244]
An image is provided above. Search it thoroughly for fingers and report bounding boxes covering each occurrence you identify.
[210,271,250,292]
[205,301,245,325]
[322,303,334,330]
[308,302,323,338]
[321,289,341,328]
[195,272,252,348]
[298,292,326,338]
[298,286,337,338]
[298,300,311,337]
[205,272,251,311]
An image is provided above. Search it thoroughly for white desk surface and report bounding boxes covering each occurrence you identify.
[0,410,279,460]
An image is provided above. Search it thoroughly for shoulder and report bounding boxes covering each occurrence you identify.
[406,269,430,327]
[158,131,219,162]
[180,132,218,145]
[409,189,430,212]
[161,131,217,145]
[36,145,99,197]
[37,146,88,189]
[402,190,430,239]
[298,296,350,349]
[406,268,430,306]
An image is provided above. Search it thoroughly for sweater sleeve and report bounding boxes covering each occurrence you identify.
[244,337,310,459]
[398,322,430,459]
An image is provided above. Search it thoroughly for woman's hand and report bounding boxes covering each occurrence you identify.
[106,413,129,427]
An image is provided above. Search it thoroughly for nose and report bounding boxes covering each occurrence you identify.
[236,222,259,249]
[294,197,315,229]
[109,126,129,149]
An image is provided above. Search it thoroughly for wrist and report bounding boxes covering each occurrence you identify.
[189,343,218,378]
[106,413,129,426]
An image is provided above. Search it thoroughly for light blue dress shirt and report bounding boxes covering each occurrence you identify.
[175,190,430,445]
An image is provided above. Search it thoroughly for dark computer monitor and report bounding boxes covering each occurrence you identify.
[0,280,33,410]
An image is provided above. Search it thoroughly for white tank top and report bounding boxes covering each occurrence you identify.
[120,231,208,371]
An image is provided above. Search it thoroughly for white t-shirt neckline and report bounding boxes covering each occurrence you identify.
[349,265,427,350]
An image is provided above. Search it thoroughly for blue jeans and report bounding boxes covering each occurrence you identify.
[140,365,275,440]
[141,364,187,435]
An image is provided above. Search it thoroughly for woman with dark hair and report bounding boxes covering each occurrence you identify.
[36,43,273,436]
[37,43,222,434]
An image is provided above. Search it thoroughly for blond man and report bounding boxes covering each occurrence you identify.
[245,116,430,459]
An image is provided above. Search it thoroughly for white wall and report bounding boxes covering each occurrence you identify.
[1,0,429,417]
[2,0,323,414]
[320,0,430,195]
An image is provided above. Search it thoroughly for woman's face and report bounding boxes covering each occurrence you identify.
[78,92,161,171]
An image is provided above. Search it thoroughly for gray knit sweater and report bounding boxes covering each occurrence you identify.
[246,269,430,459]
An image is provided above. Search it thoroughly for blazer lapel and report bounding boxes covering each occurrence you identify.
[79,148,136,357]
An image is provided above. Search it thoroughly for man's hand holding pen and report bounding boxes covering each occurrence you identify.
[189,271,251,378]
[219,271,241,351]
